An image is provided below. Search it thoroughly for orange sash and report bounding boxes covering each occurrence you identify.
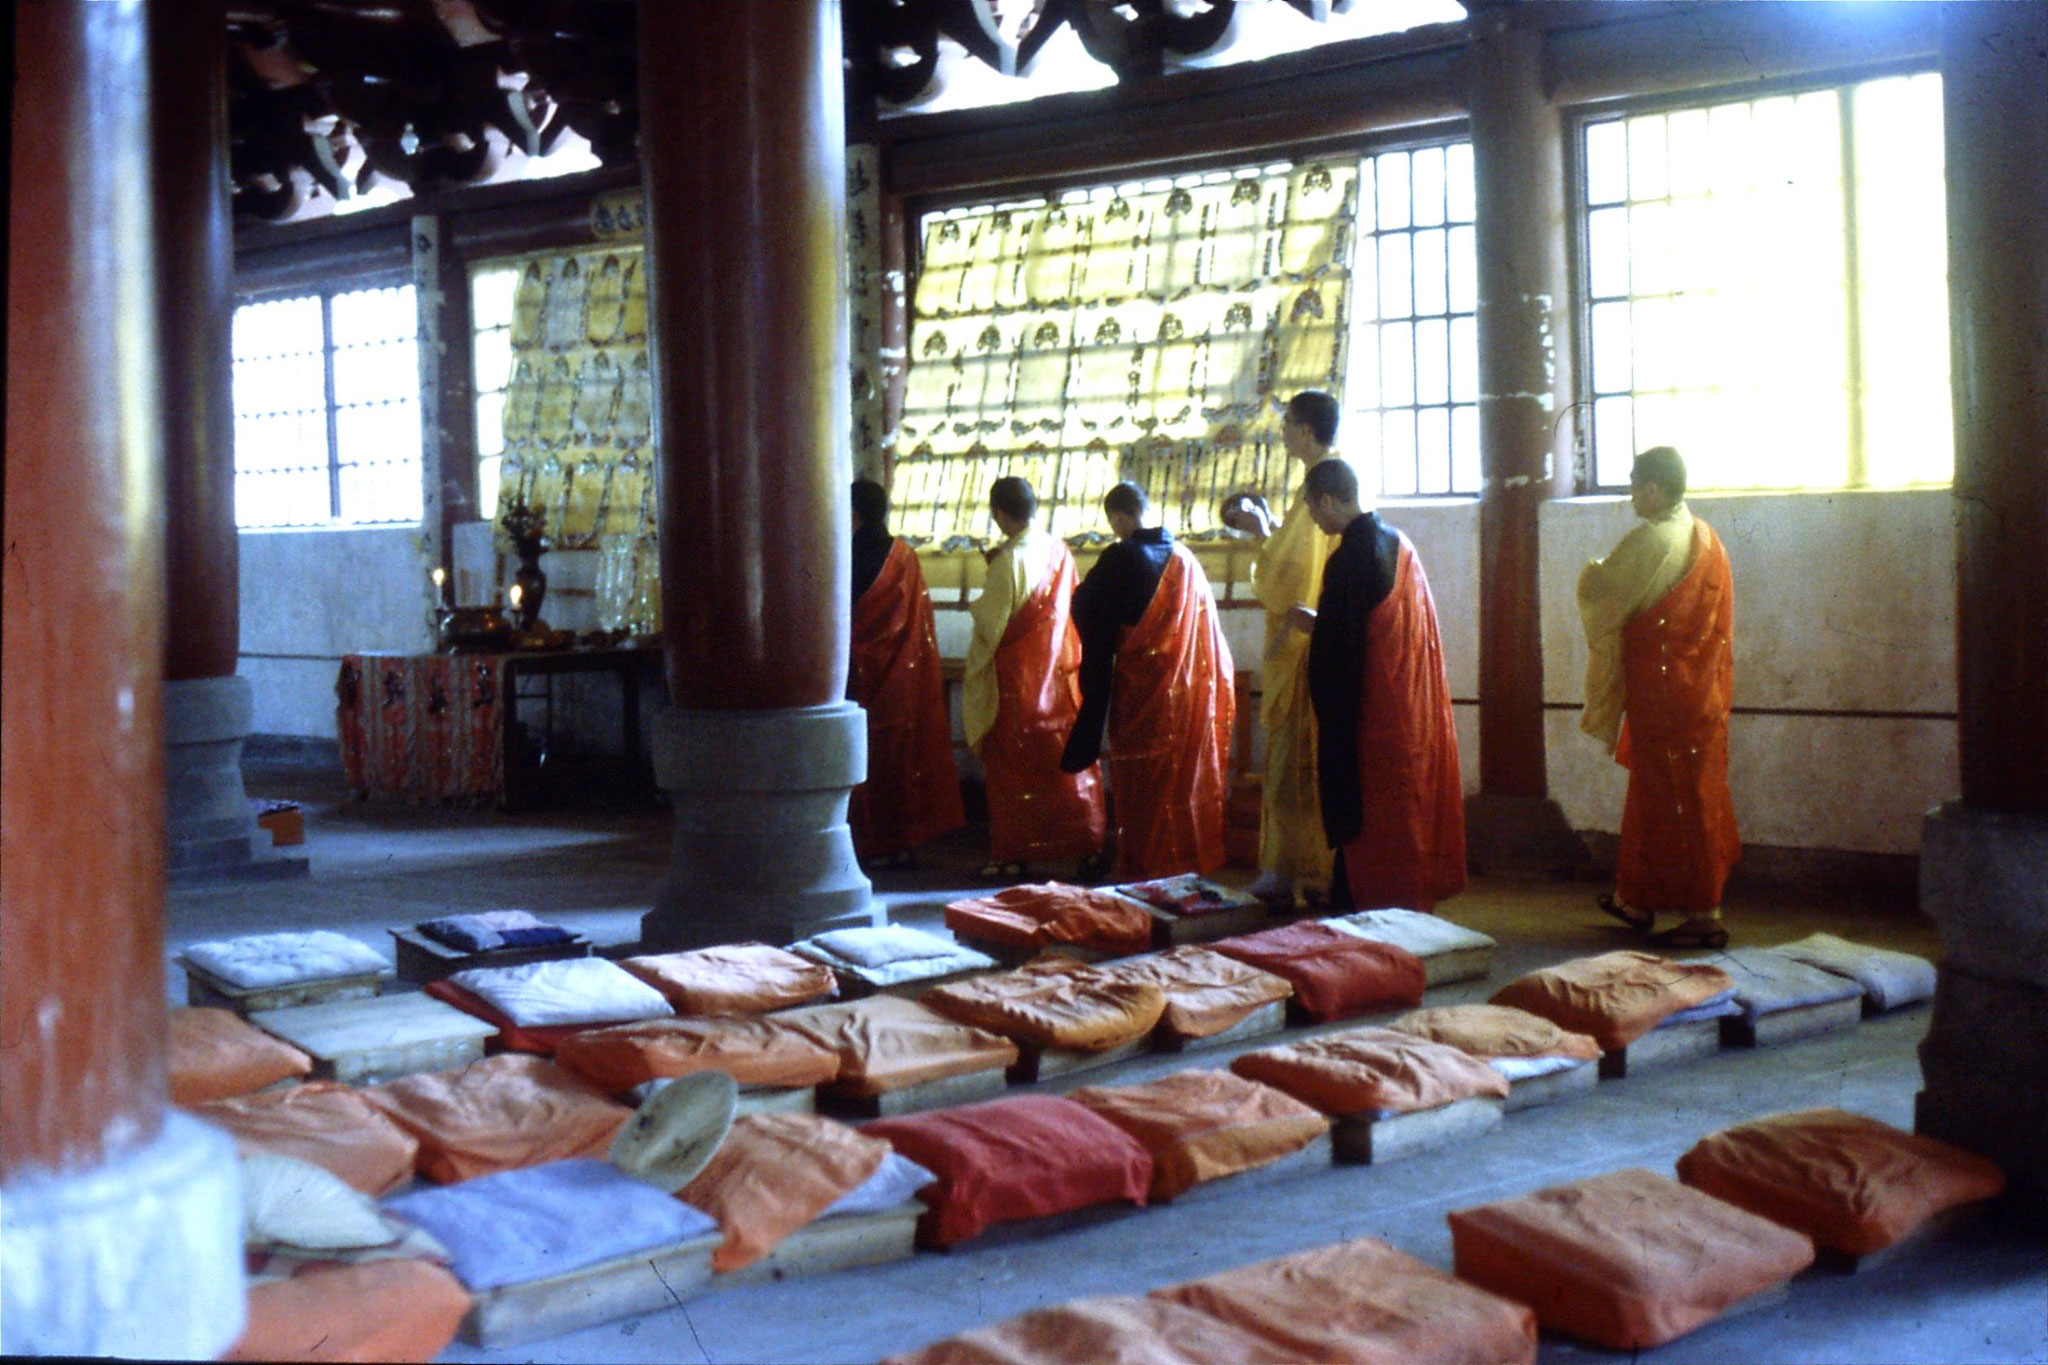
[1108,546,1236,879]
[1615,519,1739,913]
[983,546,1108,864]
[848,538,966,858]
[1343,536,1465,911]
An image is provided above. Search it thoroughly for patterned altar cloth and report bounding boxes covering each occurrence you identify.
[337,654,512,802]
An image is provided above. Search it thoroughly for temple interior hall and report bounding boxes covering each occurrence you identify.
[3,1,2045,1362]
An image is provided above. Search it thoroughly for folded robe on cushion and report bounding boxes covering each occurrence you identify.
[1210,923,1426,1022]
[1322,907,1497,958]
[1153,1237,1538,1365]
[1705,949,1864,1025]
[1448,1167,1815,1351]
[1031,949,1293,1040]
[943,883,1154,957]
[1770,932,1938,1011]
[1230,1026,1509,1117]
[418,910,573,954]
[1067,1070,1329,1201]
[1387,1004,1604,1063]
[620,943,837,1016]
[883,1294,1302,1365]
[1488,951,1734,1052]
[553,1015,842,1094]
[679,1113,891,1271]
[192,1081,420,1196]
[779,996,1019,1097]
[384,1159,717,1291]
[169,1006,313,1105]
[921,966,1166,1051]
[788,924,998,989]
[227,1259,471,1363]
[364,1053,631,1184]
[1676,1108,2007,1256]
[183,930,390,989]
[865,1095,1153,1247]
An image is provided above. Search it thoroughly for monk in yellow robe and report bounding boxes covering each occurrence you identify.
[964,476,1107,879]
[1579,446,1739,949]
[1225,391,1342,907]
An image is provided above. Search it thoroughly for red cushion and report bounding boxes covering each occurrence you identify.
[865,1095,1153,1248]
[1210,923,1425,1022]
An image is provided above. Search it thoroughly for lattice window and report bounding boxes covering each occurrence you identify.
[470,264,519,518]
[1579,72,1950,491]
[231,284,422,527]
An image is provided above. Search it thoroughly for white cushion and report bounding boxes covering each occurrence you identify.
[1488,1055,1588,1083]
[819,1152,937,1219]
[1321,908,1496,957]
[790,925,995,987]
[183,931,389,989]
[1773,933,1937,1011]
[1706,947,1864,1024]
[449,957,671,1028]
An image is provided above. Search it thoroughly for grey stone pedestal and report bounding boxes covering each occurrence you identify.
[1916,800,2048,1211]
[641,700,878,951]
[165,676,304,881]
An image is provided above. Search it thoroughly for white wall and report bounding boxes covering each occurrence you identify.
[238,527,434,738]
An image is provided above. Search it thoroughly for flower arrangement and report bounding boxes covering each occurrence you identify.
[499,499,549,560]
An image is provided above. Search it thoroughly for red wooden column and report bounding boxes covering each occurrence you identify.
[1,2,244,1354]
[637,0,875,947]
[1914,0,2048,1213]
[1462,4,1585,872]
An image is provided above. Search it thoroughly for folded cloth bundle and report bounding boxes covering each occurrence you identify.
[1771,932,1938,1012]
[446,958,672,1029]
[1114,875,1259,918]
[419,909,575,954]
[1708,948,1864,1026]
[1230,1026,1510,1117]
[678,1113,891,1271]
[789,925,998,989]
[183,930,390,989]
[1488,951,1735,1051]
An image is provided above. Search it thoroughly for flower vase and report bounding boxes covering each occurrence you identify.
[513,556,547,631]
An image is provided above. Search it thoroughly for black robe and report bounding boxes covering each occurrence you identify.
[850,521,894,606]
[1060,527,1174,772]
[1307,511,1401,849]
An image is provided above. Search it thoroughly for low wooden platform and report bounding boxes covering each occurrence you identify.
[717,1204,923,1287]
[1333,1096,1504,1165]
[182,960,386,1017]
[249,992,497,1086]
[1153,999,1288,1054]
[735,1085,817,1117]
[1008,1033,1153,1085]
[460,1232,720,1348]
[1503,1060,1599,1113]
[1417,945,1495,989]
[819,1065,1010,1119]
[1169,1131,1334,1204]
[1720,994,1863,1048]
[1131,900,1275,949]
[389,926,591,985]
[1598,1016,1725,1079]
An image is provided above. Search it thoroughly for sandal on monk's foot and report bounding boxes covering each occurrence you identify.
[1596,893,1654,935]
[1648,919,1729,951]
[977,860,1027,882]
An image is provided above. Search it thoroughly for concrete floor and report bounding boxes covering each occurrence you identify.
[168,766,2047,1365]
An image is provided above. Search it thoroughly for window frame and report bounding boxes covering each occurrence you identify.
[1562,59,1947,495]
[232,270,423,530]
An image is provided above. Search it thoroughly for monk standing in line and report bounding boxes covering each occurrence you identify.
[846,479,964,867]
[1223,390,1343,908]
[1580,446,1738,949]
[1061,482,1235,880]
[1303,458,1465,912]
[965,476,1107,880]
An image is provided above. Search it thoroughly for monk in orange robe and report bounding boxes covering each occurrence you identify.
[1579,446,1738,949]
[1061,482,1235,880]
[1303,458,1465,912]
[966,476,1107,878]
[847,480,964,865]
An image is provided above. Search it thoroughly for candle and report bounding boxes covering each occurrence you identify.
[508,583,523,611]
[431,566,448,604]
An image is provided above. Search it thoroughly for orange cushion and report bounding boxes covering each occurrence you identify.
[1063,948,1293,1040]
[1676,1108,2007,1255]
[1488,951,1733,1051]
[943,882,1154,956]
[1389,1004,1603,1061]
[1154,1237,1538,1365]
[620,943,837,1016]
[1230,1026,1509,1116]
[1448,1168,1815,1350]
[167,1007,312,1105]
[884,1294,1301,1365]
[779,996,1019,1097]
[191,1082,418,1196]
[554,1015,842,1094]
[865,1095,1153,1248]
[364,1053,630,1184]
[1067,1070,1329,1201]
[1210,923,1425,1022]
[679,1112,890,1272]
[922,967,1165,1051]
[227,1260,470,1363]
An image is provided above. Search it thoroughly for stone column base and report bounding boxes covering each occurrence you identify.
[165,676,306,881]
[1915,800,2048,1212]
[1,1112,245,1358]
[641,701,877,950]
[1463,793,1592,877]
